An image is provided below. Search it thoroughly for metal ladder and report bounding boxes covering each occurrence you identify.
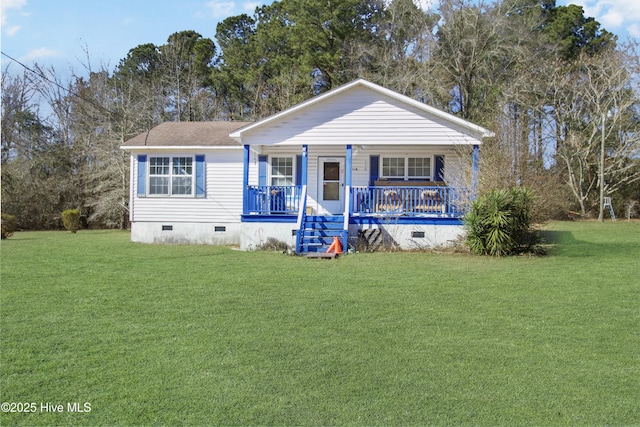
[604,197,616,221]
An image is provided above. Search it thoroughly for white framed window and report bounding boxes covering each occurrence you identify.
[271,157,294,186]
[382,157,405,178]
[381,156,431,180]
[149,156,193,196]
[408,157,431,178]
[149,157,170,195]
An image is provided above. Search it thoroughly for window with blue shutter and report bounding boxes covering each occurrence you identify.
[139,154,203,197]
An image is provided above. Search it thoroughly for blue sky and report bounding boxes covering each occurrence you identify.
[1,0,638,76]
[1,0,264,73]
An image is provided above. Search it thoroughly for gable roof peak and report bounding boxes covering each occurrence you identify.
[230,78,494,141]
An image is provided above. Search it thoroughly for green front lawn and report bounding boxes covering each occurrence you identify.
[1,222,638,426]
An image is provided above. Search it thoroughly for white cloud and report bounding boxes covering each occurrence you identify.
[1,0,26,35]
[601,9,624,28]
[243,2,261,13]
[569,0,640,40]
[414,0,436,10]
[628,23,640,39]
[206,1,236,18]
[5,25,21,36]
[19,47,62,63]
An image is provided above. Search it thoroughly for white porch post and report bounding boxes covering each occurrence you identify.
[343,145,352,250]
[345,144,352,208]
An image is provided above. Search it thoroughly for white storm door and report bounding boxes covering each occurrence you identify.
[318,157,345,214]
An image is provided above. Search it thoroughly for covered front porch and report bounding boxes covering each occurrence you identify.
[241,144,479,254]
[242,144,479,215]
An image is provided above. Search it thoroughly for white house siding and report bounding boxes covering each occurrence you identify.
[238,86,480,147]
[129,149,244,245]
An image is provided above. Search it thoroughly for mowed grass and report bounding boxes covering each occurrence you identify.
[0,222,638,426]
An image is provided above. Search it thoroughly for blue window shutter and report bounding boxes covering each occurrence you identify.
[137,154,147,197]
[369,155,379,186]
[195,155,205,197]
[295,155,302,185]
[435,155,445,182]
[258,155,268,186]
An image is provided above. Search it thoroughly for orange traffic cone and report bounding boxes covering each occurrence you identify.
[326,236,343,254]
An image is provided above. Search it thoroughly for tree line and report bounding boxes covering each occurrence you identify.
[2,0,639,230]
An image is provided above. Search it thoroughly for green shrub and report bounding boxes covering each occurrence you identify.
[464,187,544,256]
[1,213,17,239]
[61,209,81,233]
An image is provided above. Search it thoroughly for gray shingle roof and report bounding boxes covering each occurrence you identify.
[123,121,253,147]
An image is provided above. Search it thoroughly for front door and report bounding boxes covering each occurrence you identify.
[318,157,345,214]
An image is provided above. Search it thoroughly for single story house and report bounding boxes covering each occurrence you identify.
[121,79,493,253]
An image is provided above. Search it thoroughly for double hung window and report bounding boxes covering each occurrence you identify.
[149,156,193,196]
[271,157,294,186]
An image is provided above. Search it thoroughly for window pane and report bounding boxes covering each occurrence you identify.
[149,177,169,195]
[323,162,340,181]
[149,157,169,175]
[383,158,404,177]
[408,157,430,177]
[272,177,293,186]
[173,157,192,175]
[172,176,192,195]
[323,182,340,200]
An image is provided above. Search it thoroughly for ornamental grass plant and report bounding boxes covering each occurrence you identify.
[464,187,543,256]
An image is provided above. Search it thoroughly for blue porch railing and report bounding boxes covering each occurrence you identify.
[246,185,468,217]
[351,186,468,217]
[247,185,302,215]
